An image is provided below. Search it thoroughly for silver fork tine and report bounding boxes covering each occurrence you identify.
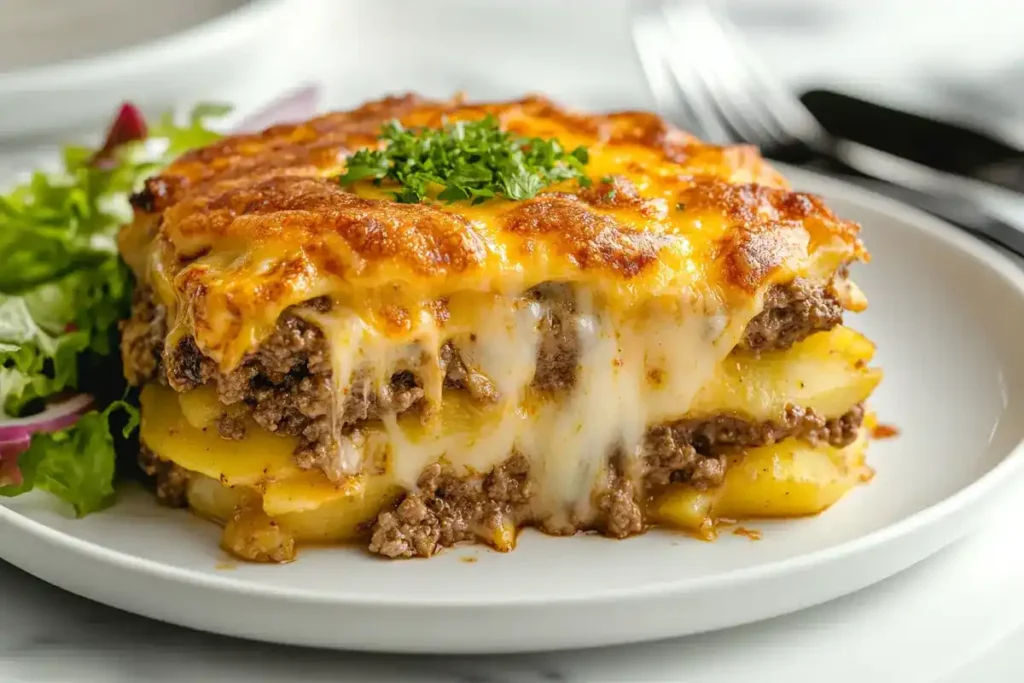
[660,0,791,149]
[632,0,819,151]
[643,2,732,144]
[630,1,710,138]
[706,3,829,149]
[626,0,733,144]
[660,1,773,145]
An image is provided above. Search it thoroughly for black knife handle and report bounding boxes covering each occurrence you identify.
[800,89,1024,191]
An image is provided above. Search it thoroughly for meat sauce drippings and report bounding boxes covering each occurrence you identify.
[872,423,900,440]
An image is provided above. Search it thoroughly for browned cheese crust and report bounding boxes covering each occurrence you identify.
[119,94,866,376]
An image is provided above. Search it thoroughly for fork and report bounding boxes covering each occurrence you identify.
[630,0,1024,259]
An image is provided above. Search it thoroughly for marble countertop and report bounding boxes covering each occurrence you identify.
[4,491,1024,682]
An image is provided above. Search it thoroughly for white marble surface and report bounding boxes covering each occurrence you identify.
[3,491,1024,682]
[4,1,1024,680]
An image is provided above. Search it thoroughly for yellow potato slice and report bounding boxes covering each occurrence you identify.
[689,326,882,420]
[176,385,224,429]
[187,472,400,543]
[652,418,873,532]
[141,384,303,486]
[272,474,400,543]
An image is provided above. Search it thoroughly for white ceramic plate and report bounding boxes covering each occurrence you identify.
[0,0,307,142]
[2,168,1024,654]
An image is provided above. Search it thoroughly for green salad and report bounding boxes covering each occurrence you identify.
[0,103,228,516]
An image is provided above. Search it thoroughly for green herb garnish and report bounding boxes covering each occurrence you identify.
[338,116,591,204]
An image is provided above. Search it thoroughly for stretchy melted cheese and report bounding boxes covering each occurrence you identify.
[120,94,878,560]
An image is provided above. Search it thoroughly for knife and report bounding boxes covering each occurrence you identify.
[800,89,1024,196]
[788,89,1024,258]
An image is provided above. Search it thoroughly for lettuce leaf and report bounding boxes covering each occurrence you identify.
[149,102,231,158]
[0,103,228,514]
[0,104,228,415]
[0,401,139,516]
[0,295,90,415]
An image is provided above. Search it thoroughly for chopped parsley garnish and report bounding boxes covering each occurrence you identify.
[338,116,591,204]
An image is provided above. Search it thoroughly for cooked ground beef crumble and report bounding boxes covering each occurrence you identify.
[126,277,862,559]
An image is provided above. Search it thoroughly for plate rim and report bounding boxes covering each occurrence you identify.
[0,0,287,91]
[3,167,1024,609]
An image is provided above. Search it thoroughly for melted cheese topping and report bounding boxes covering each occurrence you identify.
[124,95,874,527]
[120,95,865,372]
[315,291,753,525]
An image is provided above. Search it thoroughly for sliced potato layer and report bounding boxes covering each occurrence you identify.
[652,415,874,535]
[141,325,878,556]
[690,326,881,421]
[187,473,400,544]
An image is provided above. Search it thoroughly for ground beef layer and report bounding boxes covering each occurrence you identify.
[122,277,846,480]
[139,402,865,560]
[367,403,864,558]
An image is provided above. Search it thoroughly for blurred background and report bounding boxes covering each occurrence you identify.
[2,0,1022,136]
[2,0,1023,224]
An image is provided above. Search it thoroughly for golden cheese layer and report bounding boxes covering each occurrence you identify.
[119,94,866,372]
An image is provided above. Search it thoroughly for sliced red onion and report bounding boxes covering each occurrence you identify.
[0,394,96,486]
[0,394,95,440]
[90,103,148,168]
[231,85,320,134]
